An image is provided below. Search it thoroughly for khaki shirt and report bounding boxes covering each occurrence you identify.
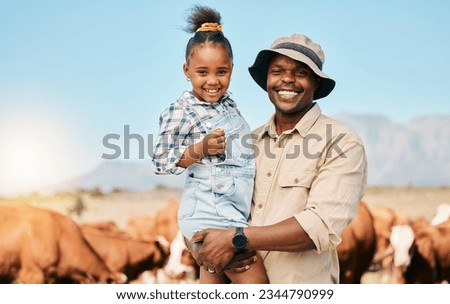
[250,104,367,283]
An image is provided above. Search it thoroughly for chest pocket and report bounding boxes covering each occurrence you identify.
[278,170,317,188]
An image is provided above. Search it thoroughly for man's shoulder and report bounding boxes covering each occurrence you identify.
[315,114,365,145]
[252,124,265,134]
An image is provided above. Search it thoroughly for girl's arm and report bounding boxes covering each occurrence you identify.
[177,128,226,168]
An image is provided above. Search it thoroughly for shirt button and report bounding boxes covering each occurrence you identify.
[257,204,263,209]
[294,178,299,184]
[206,122,212,128]
[267,172,272,177]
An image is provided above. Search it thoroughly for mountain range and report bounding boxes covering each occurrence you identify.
[54,114,450,193]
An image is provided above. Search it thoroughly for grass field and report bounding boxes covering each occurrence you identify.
[2,186,447,224]
[1,186,448,284]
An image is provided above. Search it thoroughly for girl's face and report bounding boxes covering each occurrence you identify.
[183,43,233,103]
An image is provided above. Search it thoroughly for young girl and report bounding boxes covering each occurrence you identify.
[152,5,268,284]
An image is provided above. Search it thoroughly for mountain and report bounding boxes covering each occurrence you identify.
[53,160,185,193]
[52,114,449,193]
[334,114,450,186]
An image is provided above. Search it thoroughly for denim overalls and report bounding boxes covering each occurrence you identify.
[178,106,255,239]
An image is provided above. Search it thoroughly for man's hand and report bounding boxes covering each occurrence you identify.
[191,228,235,274]
[224,251,258,273]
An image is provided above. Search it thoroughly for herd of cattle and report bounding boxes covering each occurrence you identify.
[0,199,449,284]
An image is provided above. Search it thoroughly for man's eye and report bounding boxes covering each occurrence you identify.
[295,70,308,76]
[270,69,282,75]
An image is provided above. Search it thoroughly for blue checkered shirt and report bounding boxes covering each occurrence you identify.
[152,91,238,175]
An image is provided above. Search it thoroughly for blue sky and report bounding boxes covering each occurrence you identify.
[1,0,449,195]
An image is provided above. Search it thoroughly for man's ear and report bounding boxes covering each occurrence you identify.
[315,77,321,91]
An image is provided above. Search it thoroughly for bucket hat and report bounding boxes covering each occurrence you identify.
[249,34,336,100]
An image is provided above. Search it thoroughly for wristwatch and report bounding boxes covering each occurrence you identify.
[232,227,248,252]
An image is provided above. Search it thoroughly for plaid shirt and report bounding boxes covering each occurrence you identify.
[152,91,238,175]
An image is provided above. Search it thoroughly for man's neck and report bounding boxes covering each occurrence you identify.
[274,103,315,135]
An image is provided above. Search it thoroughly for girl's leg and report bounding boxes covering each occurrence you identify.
[186,239,230,283]
[199,268,231,284]
[224,252,269,284]
[185,238,268,284]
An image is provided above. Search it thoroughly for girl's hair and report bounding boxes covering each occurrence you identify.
[184,5,233,62]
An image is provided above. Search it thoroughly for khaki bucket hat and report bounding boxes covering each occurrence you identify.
[249,34,336,100]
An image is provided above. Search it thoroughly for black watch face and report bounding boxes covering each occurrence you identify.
[233,234,247,249]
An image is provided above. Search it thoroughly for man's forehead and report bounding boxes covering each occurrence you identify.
[268,54,309,68]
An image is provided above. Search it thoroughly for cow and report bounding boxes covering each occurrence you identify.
[431,203,450,226]
[162,230,199,283]
[389,225,415,283]
[390,218,450,283]
[81,220,124,236]
[128,200,199,283]
[125,199,179,243]
[152,200,199,282]
[337,201,377,284]
[81,225,171,282]
[0,204,125,283]
[126,215,156,241]
[153,199,180,242]
[368,206,411,282]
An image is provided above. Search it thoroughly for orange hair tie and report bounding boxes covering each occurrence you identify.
[196,22,223,32]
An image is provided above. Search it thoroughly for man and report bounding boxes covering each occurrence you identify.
[192,34,367,283]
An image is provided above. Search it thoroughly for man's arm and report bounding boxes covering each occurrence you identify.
[191,217,315,273]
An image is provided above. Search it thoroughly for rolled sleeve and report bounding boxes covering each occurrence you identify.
[294,210,330,254]
[152,105,193,175]
[300,138,367,253]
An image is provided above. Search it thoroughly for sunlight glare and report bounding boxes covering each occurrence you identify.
[0,113,81,196]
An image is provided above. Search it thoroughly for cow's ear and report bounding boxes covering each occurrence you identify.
[155,235,171,255]
[416,237,436,268]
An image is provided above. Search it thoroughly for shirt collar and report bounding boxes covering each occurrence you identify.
[255,103,322,139]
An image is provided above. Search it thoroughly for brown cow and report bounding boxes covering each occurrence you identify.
[394,218,450,283]
[81,225,170,281]
[81,220,124,236]
[127,199,199,283]
[369,206,411,283]
[0,204,125,283]
[153,199,180,242]
[162,230,199,283]
[337,201,377,284]
[152,200,199,282]
[125,199,179,243]
[126,214,156,241]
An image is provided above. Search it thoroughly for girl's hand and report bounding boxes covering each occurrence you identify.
[201,128,226,157]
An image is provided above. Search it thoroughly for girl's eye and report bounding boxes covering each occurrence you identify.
[197,70,207,76]
[217,70,228,76]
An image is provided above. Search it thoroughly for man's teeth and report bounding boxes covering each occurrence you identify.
[278,90,298,97]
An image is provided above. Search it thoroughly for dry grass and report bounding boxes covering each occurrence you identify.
[1,186,448,284]
[2,186,447,223]
[362,186,450,220]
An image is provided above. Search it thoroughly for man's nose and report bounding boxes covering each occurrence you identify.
[282,72,295,83]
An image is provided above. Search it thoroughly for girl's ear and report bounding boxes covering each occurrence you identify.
[183,63,190,78]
